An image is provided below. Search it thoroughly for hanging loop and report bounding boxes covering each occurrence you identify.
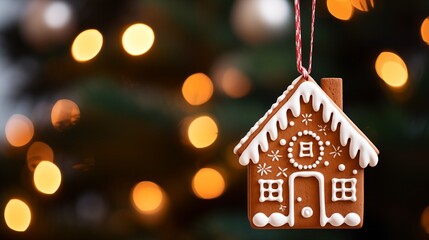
[295,0,317,80]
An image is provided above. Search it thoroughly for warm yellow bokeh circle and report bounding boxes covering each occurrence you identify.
[4,199,31,232]
[71,29,103,62]
[131,181,165,214]
[375,51,408,89]
[182,73,214,106]
[33,161,62,194]
[327,0,354,21]
[122,23,155,56]
[192,168,226,199]
[187,116,218,148]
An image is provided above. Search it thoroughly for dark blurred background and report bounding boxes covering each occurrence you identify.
[0,0,428,239]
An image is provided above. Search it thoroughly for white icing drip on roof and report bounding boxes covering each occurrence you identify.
[234,77,378,168]
[233,76,302,154]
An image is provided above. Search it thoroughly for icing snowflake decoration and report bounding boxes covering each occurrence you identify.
[257,163,272,176]
[318,124,327,135]
[268,150,283,161]
[302,113,312,125]
[276,167,288,177]
[330,145,342,158]
[279,204,287,212]
[233,77,379,168]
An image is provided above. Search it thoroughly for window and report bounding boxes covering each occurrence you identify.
[258,179,284,202]
[299,141,313,158]
[332,178,357,202]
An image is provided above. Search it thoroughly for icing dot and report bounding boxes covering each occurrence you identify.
[311,133,317,137]
[252,213,269,227]
[308,165,312,169]
[297,132,303,137]
[292,136,297,141]
[297,197,302,202]
[325,141,331,146]
[308,131,313,135]
[324,161,329,166]
[290,159,295,164]
[298,165,303,170]
[315,161,320,164]
[315,136,320,141]
[303,130,308,135]
[288,153,293,158]
[288,147,293,153]
[303,165,308,170]
[345,213,361,226]
[330,213,345,226]
[293,162,299,167]
[289,142,294,147]
[280,139,287,146]
[320,152,324,156]
[318,141,323,146]
[289,121,295,126]
[301,207,313,218]
[312,164,317,168]
[338,164,345,171]
[318,156,322,161]
[352,169,358,175]
[319,147,324,151]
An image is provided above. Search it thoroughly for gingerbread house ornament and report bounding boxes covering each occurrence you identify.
[233,76,379,229]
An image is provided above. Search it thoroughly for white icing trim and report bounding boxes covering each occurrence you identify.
[252,212,361,227]
[288,171,327,226]
[299,141,314,158]
[234,76,302,158]
[252,171,362,227]
[258,179,284,202]
[332,178,357,202]
[234,76,378,168]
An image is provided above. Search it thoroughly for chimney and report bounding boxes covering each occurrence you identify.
[321,78,343,110]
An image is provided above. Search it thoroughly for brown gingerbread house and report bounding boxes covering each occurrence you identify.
[233,76,379,229]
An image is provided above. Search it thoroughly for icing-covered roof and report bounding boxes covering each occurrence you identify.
[234,75,379,168]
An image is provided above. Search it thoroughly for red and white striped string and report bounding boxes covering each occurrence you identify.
[294,0,317,80]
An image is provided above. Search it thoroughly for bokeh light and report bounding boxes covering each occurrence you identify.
[421,17,429,45]
[51,99,80,131]
[192,168,226,199]
[71,29,103,62]
[43,1,72,29]
[187,116,218,148]
[20,0,76,49]
[375,51,408,89]
[4,199,31,232]
[422,206,429,234]
[327,0,354,21]
[33,161,62,194]
[350,0,374,12]
[122,23,155,56]
[182,73,214,106]
[231,0,291,44]
[5,114,34,147]
[219,68,252,98]
[131,181,165,215]
[27,141,54,171]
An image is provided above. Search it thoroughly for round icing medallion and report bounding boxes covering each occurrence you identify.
[301,207,313,218]
[287,130,326,170]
